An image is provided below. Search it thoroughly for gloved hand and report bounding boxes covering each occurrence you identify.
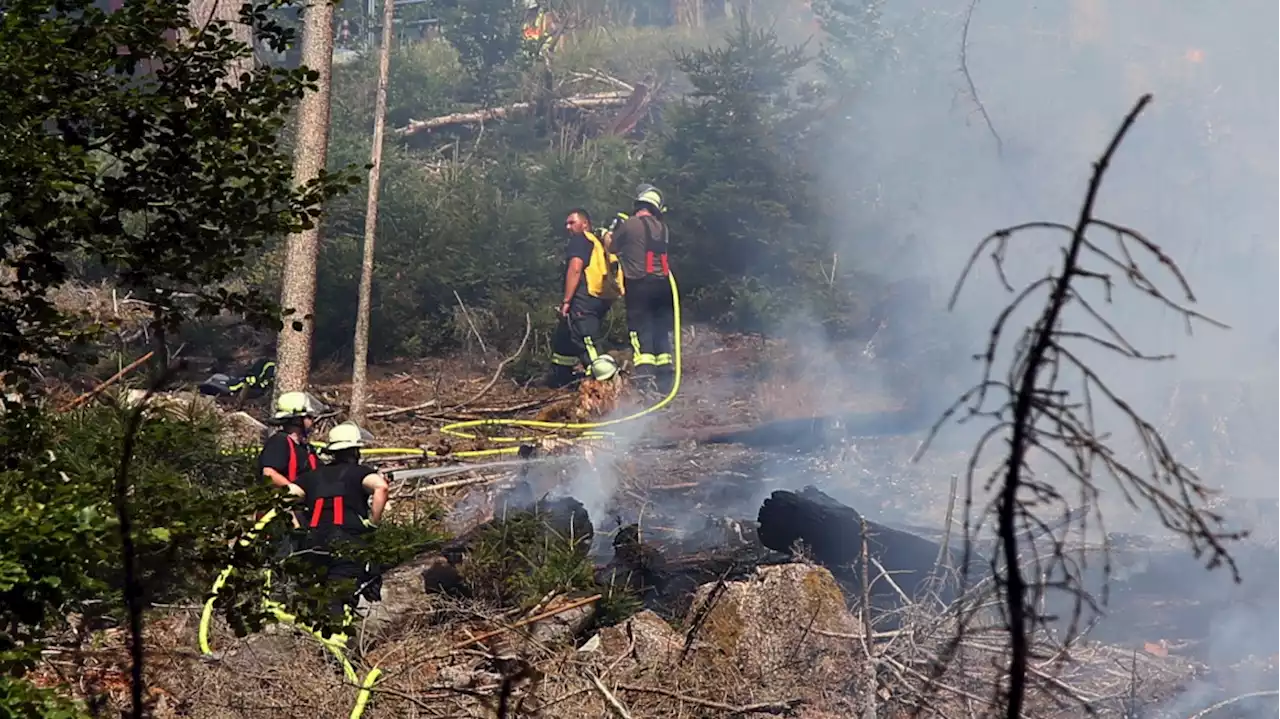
[606,212,628,233]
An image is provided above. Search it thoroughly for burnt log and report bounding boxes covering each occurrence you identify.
[757,486,964,607]
[596,517,790,620]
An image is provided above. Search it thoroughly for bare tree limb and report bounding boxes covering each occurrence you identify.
[958,0,1002,155]
[916,93,1246,718]
[453,313,531,410]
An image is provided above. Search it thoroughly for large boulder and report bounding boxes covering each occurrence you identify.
[684,563,862,679]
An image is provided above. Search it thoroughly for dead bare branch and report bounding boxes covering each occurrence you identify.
[615,683,803,716]
[916,93,1247,718]
[454,313,531,409]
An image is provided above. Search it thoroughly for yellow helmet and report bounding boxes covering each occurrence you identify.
[635,183,666,213]
[326,422,371,452]
[589,354,618,381]
[273,391,321,421]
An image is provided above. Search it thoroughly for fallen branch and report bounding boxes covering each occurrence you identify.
[423,475,506,493]
[453,289,489,361]
[367,399,438,420]
[464,394,573,414]
[397,92,631,136]
[615,684,802,716]
[1185,690,1280,719]
[61,350,155,411]
[446,593,602,652]
[587,672,635,719]
[453,313,531,410]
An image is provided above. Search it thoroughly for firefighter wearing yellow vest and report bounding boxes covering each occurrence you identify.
[606,184,675,393]
[521,0,555,55]
[549,208,623,387]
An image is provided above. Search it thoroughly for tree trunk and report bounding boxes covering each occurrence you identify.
[349,0,396,424]
[187,0,254,86]
[275,0,336,398]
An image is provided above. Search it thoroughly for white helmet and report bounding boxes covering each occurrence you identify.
[589,355,618,381]
[327,422,372,452]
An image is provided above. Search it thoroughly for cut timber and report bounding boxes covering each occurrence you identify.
[397,91,634,136]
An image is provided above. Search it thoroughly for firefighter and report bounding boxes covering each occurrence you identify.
[607,184,675,393]
[521,0,555,56]
[258,391,321,489]
[548,208,623,387]
[287,422,389,619]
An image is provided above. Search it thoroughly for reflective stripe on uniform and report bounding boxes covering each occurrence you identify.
[629,333,656,365]
[582,336,600,362]
[551,353,579,367]
[654,352,672,366]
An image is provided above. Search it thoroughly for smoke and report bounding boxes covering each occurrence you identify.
[801,0,1278,711]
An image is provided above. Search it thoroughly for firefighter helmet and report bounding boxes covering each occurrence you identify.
[273,391,322,421]
[589,355,618,382]
[635,184,666,214]
[327,422,371,452]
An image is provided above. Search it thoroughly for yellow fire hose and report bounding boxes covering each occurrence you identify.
[200,274,682,718]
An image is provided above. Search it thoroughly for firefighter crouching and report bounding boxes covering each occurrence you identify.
[607,184,675,394]
[548,208,623,387]
[286,422,390,618]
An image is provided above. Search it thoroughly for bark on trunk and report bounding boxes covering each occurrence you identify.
[188,0,254,86]
[275,0,336,397]
[349,0,396,424]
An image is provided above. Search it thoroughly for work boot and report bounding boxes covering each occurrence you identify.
[654,368,675,396]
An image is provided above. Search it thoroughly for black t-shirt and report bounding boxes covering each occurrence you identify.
[565,233,594,301]
[257,432,319,484]
[295,462,378,545]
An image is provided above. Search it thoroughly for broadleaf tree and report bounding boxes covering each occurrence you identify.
[0,0,355,712]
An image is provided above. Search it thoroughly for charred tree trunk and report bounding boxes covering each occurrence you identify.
[757,487,966,607]
[275,0,336,397]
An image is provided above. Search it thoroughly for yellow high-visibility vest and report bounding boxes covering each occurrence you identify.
[583,230,625,299]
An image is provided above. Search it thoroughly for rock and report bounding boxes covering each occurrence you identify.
[223,411,269,443]
[595,609,684,666]
[526,595,597,646]
[360,554,443,639]
[684,563,861,679]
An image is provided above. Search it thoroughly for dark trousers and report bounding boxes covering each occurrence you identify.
[550,295,611,383]
[625,276,674,378]
[299,529,382,621]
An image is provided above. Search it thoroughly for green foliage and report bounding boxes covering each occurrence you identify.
[461,507,641,626]
[658,18,844,331]
[440,0,531,103]
[0,1,362,708]
[0,675,88,719]
[0,0,355,386]
[464,510,595,606]
[0,403,270,676]
[303,16,886,362]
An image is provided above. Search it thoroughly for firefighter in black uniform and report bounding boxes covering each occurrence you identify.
[548,208,624,387]
[258,391,321,489]
[288,422,390,619]
[606,185,675,393]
